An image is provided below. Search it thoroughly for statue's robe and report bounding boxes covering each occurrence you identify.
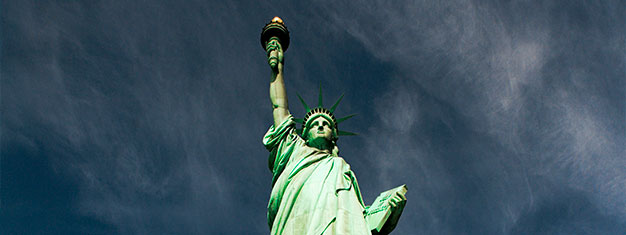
[263,116,371,235]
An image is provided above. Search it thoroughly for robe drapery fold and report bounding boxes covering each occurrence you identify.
[263,116,371,235]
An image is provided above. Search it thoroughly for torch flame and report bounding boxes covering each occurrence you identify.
[271,16,283,24]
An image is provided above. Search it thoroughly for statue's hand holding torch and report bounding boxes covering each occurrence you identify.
[266,37,284,72]
[261,16,289,74]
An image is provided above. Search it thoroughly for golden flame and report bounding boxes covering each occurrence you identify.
[271,16,283,24]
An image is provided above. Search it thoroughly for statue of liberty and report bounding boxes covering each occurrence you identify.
[261,17,407,235]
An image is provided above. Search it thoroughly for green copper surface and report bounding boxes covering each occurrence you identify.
[261,16,406,235]
[318,85,324,107]
[329,93,344,113]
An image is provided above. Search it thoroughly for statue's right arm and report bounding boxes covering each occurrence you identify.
[268,39,290,127]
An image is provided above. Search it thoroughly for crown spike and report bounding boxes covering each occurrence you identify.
[296,87,357,139]
[330,93,345,113]
[338,130,358,136]
[296,93,311,113]
[337,114,356,124]
[318,83,323,108]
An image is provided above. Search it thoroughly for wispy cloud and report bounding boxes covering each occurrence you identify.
[4,0,624,234]
[3,1,273,233]
[316,0,625,233]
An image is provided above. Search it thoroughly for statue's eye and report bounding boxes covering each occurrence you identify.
[323,121,329,126]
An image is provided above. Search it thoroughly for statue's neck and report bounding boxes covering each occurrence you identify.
[307,137,332,152]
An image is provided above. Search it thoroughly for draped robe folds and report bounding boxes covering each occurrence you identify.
[263,116,371,235]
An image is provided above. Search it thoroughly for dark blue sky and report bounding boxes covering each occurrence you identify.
[2,1,625,234]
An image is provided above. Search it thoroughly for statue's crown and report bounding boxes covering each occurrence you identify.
[303,107,336,127]
[295,85,357,138]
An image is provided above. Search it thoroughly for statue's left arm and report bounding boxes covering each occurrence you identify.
[367,191,407,235]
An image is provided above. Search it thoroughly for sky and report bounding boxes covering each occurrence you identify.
[1,0,625,234]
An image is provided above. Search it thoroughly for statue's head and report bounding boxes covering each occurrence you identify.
[303,112,338,144]
[295,87,357,152]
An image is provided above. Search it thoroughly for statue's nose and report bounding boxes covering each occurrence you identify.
[318,126,324,131]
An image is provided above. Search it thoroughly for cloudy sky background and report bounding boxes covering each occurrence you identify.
[2,0,625,234]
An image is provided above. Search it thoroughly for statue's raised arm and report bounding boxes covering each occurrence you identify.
[262,17,291,127]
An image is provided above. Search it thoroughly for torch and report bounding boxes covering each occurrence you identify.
[261,17,290,68]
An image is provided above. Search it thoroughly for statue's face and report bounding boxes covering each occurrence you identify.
[307,116,334,142]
